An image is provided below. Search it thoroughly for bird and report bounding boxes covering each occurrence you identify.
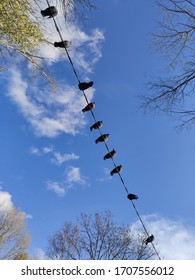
[82,102,95,113]
[145,235,154,245]
[54,41,71,48]
[127,193,139,200]
[90,121,103,131]
[78,82,94,91]
[110,165,122,176]
[103,149,116,160]
[95,134,109,144]
[41,6,58,18]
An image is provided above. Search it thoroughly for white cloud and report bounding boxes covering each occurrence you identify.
[47,181,66,197]
[52,152,79,165]
[30,146,79,165]
[66,166,87,185]
[25,213,33,219]
[47,166,88,197]
[6,69,43,118]
[131,214,195,260]
[7,69,93,137]
[96,168,112,182]
[42,146,54,154]
[30,146,41,156]
[0,191,14,211]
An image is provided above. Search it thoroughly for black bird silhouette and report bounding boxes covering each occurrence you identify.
[90,121,103,131]
[110,165,122,176]
[127,193,139,200]
[54,41,71,48]
[104,149,116,160]
[145,235,154,245]
[95,134,109,144]
[82,102,95,113]
[78,82,94,91]
[41,6,58,18]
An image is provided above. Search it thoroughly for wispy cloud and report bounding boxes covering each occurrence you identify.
[69,28,104,73]
[52,152,79,165]
[7,68,93,137]
[25,213,33,219]
[30,146,42,156]
[47,181,66,197]
[30,146,79,165]
[131,214,195,260]
[96,168,112,182]
[47,166,88,197]
[6,69,43,118]
[66,166,88,185]
[42,146,54,154]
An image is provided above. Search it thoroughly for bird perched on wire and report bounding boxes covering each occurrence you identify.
[104,149,116,160]
[95,134,109,144]
[82,102,95,113]
[41,6,58,18]
[54,41,71,48]
[127,193,139,200]
[145,235,154,245]
[78,82,93,91]
[90,121,103,131]
[110,165,122,176]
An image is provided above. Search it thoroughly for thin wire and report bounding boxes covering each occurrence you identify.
[45,0,161,260]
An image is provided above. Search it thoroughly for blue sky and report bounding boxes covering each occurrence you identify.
[1,0,195,259]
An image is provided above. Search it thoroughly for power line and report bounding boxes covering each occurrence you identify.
[44,0,161,260]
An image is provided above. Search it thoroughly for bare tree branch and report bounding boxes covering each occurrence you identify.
[142,0,195,128]
[47,211,156,260]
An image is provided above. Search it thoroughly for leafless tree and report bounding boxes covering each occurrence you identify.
[47,211,155,260]
[143,0,195,128]
[0,203,31,260]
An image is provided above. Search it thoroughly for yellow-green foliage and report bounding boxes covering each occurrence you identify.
[14,253,29,260]
[0,0,43,52]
